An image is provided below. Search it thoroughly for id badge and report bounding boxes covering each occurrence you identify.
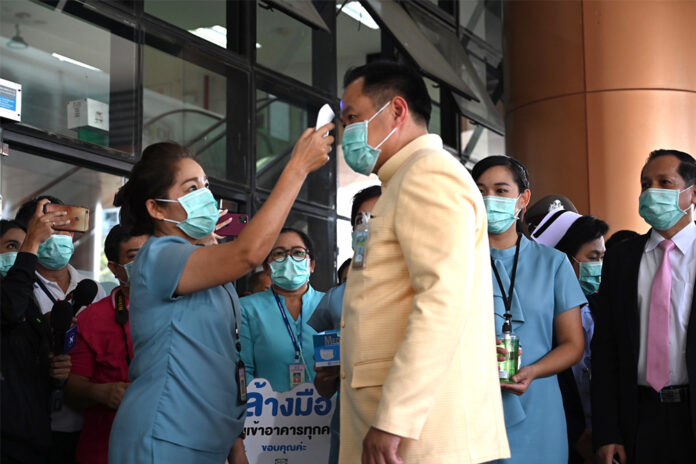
[351,225,370,270]
[237,360,247,403]
[289,363,306,388]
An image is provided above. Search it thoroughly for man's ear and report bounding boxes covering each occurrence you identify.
[391,96,409,127]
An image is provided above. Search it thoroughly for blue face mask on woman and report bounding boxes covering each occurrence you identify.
[575,260,602,296]
[37,234,74,270]
[157,188,219,239]
[483,195,520,234]
[0,252,18,276]
[341,101,398,175]
[638,186,694,231]
[269,258,310,291]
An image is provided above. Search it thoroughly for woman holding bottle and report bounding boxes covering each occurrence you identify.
[472,155,586,463]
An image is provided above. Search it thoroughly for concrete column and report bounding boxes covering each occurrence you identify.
[503,0,696,233]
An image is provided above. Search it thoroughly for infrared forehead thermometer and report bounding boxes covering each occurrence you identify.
[315,103,335,135]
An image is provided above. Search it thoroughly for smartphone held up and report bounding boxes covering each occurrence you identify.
[43,203,90,233]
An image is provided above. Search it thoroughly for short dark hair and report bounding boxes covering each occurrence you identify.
[605,229,640,251]
[343,60,432,126]
[471,155,531,194]
[278,227,315,261]
[15,195,64,230]
[350,185,382,227]
[644,149,696,185]
[114,142,194,236]
[337,258,352,285]
[248,270,268,289]
[104,224,134,264]
[0,219,25,238]
[554,216,610,261]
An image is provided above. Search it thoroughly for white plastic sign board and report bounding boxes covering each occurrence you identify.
[0,78,22,122]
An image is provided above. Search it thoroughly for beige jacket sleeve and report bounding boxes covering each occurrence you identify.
[372,154,483,439]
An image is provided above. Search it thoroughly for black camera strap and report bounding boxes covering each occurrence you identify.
[114,290,131,366]
[491,234,521,321]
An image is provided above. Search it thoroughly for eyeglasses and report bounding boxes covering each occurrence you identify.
[268,246,310,263]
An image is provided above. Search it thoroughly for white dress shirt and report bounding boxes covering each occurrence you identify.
[637,221,696,387]
[33,265,106,433]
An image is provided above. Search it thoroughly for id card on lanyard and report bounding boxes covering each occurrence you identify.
[352,212,372,270]
[273,292,308,388]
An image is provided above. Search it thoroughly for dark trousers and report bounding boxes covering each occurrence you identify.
[634,387,696,464]
[49,431,80,464]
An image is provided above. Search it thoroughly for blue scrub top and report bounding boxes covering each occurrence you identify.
[490,235,586,464]
[307,282,345,332]
[240,286,325,392]
[109,236,246,462]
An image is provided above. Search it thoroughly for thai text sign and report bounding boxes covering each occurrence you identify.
[243,379,335,464]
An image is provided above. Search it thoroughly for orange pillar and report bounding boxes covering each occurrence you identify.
[503,0,696,234]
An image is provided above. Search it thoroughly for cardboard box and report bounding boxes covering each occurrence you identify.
[313,330,340,367]
[67,98,109,131]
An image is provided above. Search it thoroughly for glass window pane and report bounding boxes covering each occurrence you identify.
[0,0,137,155]
[143,45,242,184]
[336,1,381,92]
[256,4,312,85]
[1,149,126,286]
[145,0,228,49]
[424,78,441,136]
[256,90,333,206]
[336,218,353,273]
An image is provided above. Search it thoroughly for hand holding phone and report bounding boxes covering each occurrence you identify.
[216,213,249,237]
[43,204,90,233]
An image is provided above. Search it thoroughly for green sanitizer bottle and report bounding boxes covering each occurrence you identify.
[498,315,520,384]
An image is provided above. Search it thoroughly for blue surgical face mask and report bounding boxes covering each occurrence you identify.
[639,186,694,231]
[37,234,74,270]
[118,260,135,286]
[341,101,398,175]
[0,252,18,277]
[575,259,602,296]
[483,195,520,234]
[269,258,310,291]
[156,188,219,239]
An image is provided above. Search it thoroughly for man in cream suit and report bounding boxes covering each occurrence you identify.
[339,61,509,464]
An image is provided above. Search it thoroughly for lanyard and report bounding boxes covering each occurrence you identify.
[35,277,58,304]
[491,234,522,320]
[273,292,303,360]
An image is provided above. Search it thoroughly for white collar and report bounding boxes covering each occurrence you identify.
[645,220,696,255]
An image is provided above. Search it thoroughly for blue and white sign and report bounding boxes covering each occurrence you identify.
[0,78,21,122]
[243,379,335,464]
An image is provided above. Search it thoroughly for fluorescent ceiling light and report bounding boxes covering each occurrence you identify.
[51,53,100,72]
[189,25,261,49]
[338,1,379,30]
[189,25,227,48]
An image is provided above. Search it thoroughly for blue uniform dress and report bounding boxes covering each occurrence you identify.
[240,286,324,392]
[307,283,346,464]
[109,236,246,463]
[490,236,586,464]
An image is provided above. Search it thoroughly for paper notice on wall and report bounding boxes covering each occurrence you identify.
[243,379,336,464]
[0,78,22,122]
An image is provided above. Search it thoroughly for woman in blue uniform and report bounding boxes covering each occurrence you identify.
[472,155,586,463]
[108,123,333,463]
[239,228,324,392]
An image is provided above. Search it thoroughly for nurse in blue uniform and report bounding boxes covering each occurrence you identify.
[108,125,333,462]
[240,228,324,392]
[472,156,586,464]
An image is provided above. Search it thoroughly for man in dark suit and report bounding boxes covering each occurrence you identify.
[592,149,696,464]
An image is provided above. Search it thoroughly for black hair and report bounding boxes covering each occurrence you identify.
[605,229,640,251]
[337,258,352,285]
[0,219,25,238]
[343,60,432,126]
[350,185,382,227]
[104,224,134,264]
[644,149,696,185]
[277,227,315,261]
[555,216,609,261]
[471,155,531,194]
[15,195,63,230]
[248,270,269,289]
[114,142,194,236]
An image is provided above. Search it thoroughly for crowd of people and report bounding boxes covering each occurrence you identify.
[1,59,695,464]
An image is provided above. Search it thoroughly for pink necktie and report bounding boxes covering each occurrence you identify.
[646,239,676,392]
